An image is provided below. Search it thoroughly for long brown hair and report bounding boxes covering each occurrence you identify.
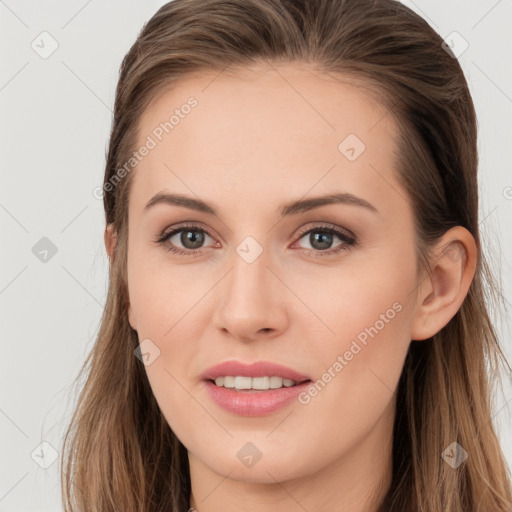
[61,0,512,510]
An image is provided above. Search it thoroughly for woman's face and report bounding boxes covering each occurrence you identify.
[125,63,421,485]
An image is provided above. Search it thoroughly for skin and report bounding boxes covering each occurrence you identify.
[105,62,477,512]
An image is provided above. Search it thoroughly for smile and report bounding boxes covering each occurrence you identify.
[213,376,299,390]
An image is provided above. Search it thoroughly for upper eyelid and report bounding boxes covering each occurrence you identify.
[295,222,354,239]
[162,222,214,240]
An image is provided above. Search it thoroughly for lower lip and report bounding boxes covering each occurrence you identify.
[203,379,312,416]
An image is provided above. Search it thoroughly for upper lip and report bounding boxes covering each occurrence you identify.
[201,360,311,383]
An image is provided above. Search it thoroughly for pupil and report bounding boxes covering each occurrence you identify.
[311,232,332,250]
[181,230,204,249]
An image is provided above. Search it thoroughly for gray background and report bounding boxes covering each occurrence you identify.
[1,0,511,510]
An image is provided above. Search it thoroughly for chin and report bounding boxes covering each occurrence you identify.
[194,445,311,484]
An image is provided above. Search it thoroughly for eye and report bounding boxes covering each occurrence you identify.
[293,223,356,256]
[155,222,356,257]
[155,223,218,255]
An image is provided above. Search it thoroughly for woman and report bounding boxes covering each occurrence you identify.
[61,0,512,510]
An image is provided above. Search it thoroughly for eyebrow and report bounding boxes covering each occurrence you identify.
[144,191,378,216]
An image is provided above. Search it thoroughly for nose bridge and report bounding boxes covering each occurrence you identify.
[226,237,273,305]
[213,235,288,339]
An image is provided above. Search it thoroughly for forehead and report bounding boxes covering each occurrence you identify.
[130,62,403,217]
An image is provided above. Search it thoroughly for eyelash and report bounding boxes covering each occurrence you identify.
[155,222,356,257]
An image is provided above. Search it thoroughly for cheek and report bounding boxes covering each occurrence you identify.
[127,248,199,337]
[289,256,414,418]
[127,257,205,431]
[127,252,208,405]
[290,250,415,351]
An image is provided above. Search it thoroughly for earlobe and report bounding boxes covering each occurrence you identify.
[410,227,477,341]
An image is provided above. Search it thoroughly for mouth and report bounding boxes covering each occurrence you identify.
[208,375,311,392]
[200,359,311,383]
[200,361,313,416]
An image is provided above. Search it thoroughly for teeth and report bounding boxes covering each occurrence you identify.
[235,376,252,389]
[213,376,298,390]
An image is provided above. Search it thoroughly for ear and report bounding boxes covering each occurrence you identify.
[104,223,117,263]
[104,224,137,331]
[410,226,477,341]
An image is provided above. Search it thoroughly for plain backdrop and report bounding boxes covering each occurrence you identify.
[1,0,511,510]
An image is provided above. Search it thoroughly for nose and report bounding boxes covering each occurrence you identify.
[212,244,289,343]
